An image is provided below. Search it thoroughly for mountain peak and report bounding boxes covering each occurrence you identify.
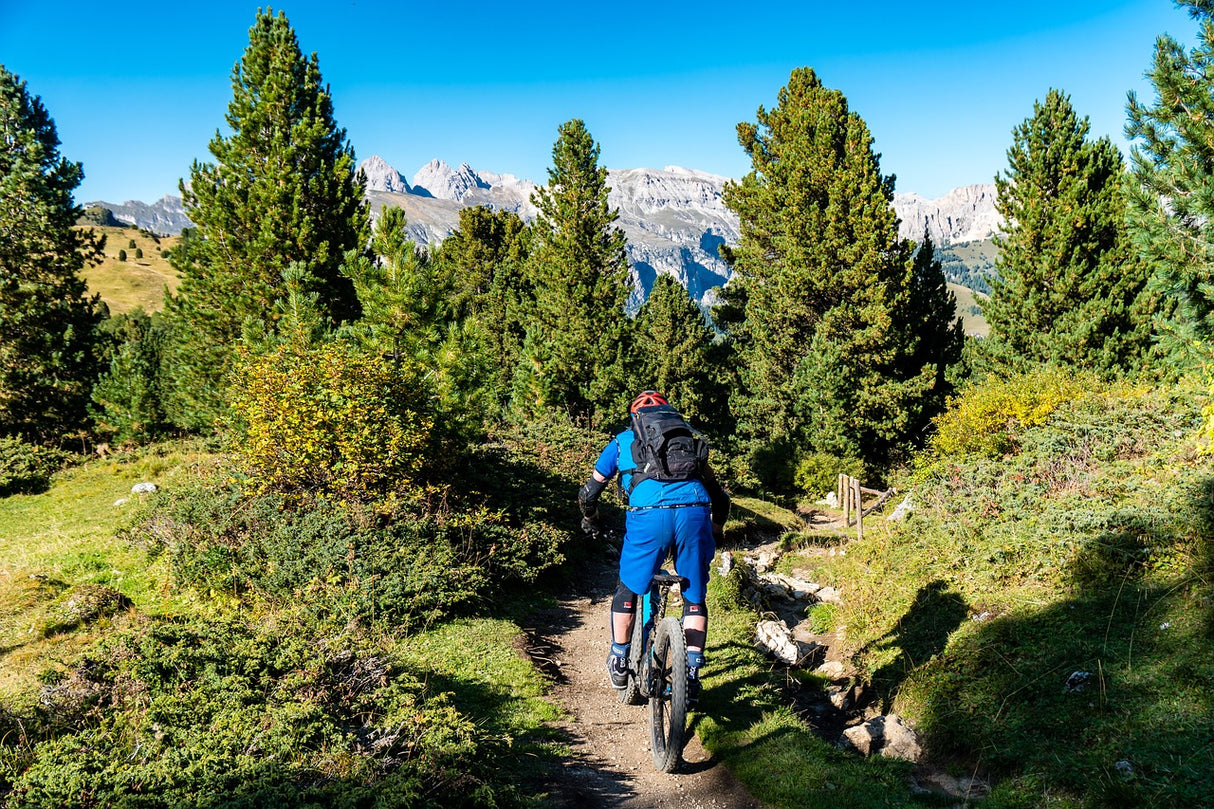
[411,159,491,202]
[359,154,411,194]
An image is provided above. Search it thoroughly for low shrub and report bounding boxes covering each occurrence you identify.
[123,471,568,628]
[230,342,439,503]
[929,366,1091,459]
[1,615,527,808]
[0,438,70,496]
[793,452,866,500]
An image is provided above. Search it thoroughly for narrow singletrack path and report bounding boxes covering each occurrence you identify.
[524,548,765,809]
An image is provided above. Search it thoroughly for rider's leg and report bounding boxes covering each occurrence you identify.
[672,505,715,651]
[673,505,715,705]
[608,510,670,686]
[611,580,638,644]
[682,602,707,652]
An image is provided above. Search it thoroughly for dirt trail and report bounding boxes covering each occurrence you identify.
[524,546,765,809]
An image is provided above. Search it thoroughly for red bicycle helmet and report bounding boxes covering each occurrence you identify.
[630,390,669,413]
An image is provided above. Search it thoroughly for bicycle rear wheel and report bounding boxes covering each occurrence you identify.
[617,605,646,706]
[648,616,688,772]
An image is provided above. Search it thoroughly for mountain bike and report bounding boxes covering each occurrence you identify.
[617,569,690,773]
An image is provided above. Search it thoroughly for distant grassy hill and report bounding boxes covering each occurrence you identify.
[76,225,179,315]
[950,281,989,337]
[938,237,998,297]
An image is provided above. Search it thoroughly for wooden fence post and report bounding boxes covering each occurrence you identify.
[853,476,864,541]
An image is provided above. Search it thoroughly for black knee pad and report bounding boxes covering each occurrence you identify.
[682,601,708,620]
[612,580,638,613]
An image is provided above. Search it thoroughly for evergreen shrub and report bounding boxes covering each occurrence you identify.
[0,438,70,496]
[90,310,170,445]
[125,475,567,627]
[1,615,522,807]
[231,342,437,502]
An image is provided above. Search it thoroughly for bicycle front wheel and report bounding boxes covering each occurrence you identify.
[648,616,688,772]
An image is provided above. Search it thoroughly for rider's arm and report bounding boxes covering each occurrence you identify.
[579,439,619,517]
[701,462,731,529]
[578,470,610,517]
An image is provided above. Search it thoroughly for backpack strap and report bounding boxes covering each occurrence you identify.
[624,411,651,497]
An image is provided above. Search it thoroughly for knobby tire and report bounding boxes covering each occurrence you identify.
[648,616,687,772]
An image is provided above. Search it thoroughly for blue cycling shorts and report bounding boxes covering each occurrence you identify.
[619,504,715,604]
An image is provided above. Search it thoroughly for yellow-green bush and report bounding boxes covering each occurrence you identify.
[231,342,436,501]
[930,366,1091,459]
[793,452,866,498]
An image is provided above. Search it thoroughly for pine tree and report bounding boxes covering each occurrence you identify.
[0,66,106,442]
[90,309,170,444]
[1126,1,1214,358]
[894,231,965,434]
[163,8,368,430]
[515,119,631,423]
[346,205,445,364]
[984,89,1156,375]
[720,67,953,472]
[632,275,720,427]
[430,205,531,417]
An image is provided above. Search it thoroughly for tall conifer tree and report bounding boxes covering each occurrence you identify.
[431,205,531,417]
[1126,1,1214,359]
[164,9,368,430]
[721,67,952,470]
[985,89,1155,375]
[0,67,105,441]
[633,275,720,426]
[515,119,631,423]
[897,231,964,432]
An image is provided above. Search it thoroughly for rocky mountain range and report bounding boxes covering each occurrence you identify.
[86,157,1002,308]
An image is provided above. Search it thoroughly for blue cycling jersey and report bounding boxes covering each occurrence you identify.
[594,428,712,509]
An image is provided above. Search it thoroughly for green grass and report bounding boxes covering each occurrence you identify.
[0,441,216,701]
[78,225,178,314]
[697,567,938,808]
[0,437,571,806]
[950,282,989,337]
[778,379,1214,806]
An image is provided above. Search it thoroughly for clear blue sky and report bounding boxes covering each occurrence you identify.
[0,0,1197,203]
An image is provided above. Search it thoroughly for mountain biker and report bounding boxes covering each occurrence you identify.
[578,390,730,706]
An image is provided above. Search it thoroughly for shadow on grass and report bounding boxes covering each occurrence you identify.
[906,475,1214,805]
[859,580,969,713]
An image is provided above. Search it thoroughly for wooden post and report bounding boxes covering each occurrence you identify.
[841,473,857,527]
[837,474,845,523]
[853,477,864,540]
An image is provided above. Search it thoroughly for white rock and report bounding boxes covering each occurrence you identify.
[887,496,914,521]
[815,586,842,604]
[131,482,157,494]
[411,159,490,202]
[113,498,129,507]
[842,714,923,762]
[755,619,801,666]
[893,184,1001,246]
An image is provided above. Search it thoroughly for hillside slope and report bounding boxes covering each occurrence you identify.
[769,374,1214,806]
[77,225,178,314]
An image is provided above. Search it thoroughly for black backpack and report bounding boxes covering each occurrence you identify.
[626,404,709,494]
